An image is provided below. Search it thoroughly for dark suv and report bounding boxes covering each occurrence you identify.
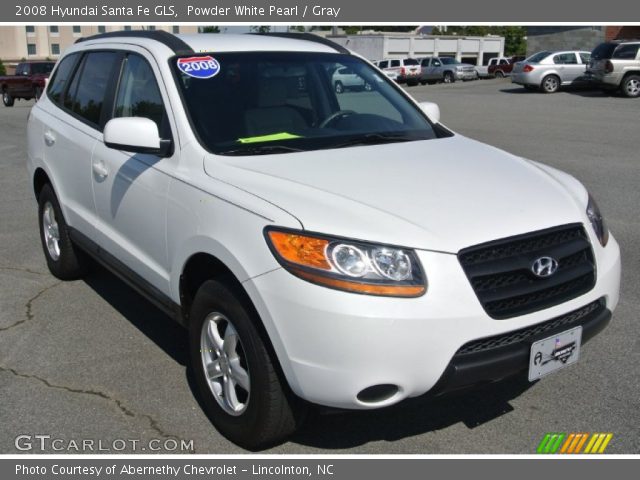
[587,40,640,97]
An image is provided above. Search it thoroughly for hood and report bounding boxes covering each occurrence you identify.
[204,136,587,253]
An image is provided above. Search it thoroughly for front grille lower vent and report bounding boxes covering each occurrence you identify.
[457,299,604,355]
[459,224,596,319]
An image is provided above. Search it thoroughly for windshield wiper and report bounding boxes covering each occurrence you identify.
[220,144,305,156]
[325,133,421,150]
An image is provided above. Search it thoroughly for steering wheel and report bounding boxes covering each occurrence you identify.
[319,110,356,128]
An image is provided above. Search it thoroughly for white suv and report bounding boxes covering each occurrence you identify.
[28,31,621,449]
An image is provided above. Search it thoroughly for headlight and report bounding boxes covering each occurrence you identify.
[264,228,426,297]
[586,193,609,247]
[456,66,464,71]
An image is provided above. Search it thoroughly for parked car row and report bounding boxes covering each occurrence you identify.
[373,56,478,86]
[511,40,640,97]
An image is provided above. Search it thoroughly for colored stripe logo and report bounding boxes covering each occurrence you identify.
[537,433,613,454]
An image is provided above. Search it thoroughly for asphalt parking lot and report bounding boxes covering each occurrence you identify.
[1,78,638,454]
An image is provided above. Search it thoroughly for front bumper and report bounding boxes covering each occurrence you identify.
[243,233,620,409]
[456,70,477,80]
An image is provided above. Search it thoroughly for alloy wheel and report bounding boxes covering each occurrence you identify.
[42,202,61,261]
[200,312,251,416]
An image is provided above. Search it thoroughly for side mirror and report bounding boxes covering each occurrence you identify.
[103,117,171,156]
[419,101,440,124]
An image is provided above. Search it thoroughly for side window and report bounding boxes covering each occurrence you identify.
[16,64,28,76]
[499,59,509,65]
[379,60,388,69]
[113,54,166,132]
[553,53,578,65]
[64,51,121,128]
[390,60,400,68]
[47,54,79,104]
[613,44,640,60]
[433,59,441,66]
[579,52,591,64]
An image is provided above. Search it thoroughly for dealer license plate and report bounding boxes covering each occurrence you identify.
[528,326,582,382]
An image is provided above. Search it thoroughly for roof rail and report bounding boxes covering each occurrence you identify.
[75,30,194,55]
[249,32,351,55]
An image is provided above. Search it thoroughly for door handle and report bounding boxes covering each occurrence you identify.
[92,161,109,178]
[44,131,55,146]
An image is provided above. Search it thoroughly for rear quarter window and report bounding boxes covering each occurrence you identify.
[47,54,79,105]
[612,44,640,60]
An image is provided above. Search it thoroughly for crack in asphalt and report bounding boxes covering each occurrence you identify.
[0,365,195,452]
[0,266,48,276]
[0,281,62,332]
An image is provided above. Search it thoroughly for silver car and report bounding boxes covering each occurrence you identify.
[511,50,591,93]
[586,40,640,98]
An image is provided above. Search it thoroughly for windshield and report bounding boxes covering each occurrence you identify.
[172,52,443,155]
[440,57,459,65]
[525,51,552,63]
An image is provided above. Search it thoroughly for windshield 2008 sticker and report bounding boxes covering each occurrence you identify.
[177,56,220,79]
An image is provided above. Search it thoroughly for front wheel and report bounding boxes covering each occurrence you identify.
[2,90,14,107]
[621,74,640,98]
[189,279,306,450]
[443,72,455,83]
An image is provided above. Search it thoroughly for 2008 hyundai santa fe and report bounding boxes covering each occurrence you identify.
[26,31,621,449]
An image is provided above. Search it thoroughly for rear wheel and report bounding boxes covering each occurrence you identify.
[38,184,90,280]
[189,279,306,450]
[495,70,505,78]
[2,90,14,107]
[621,74,640,98]
[541,75,560,93]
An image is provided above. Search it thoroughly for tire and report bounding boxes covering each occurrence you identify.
[420,80,428,85]
[334,81,344,94]
[38,184,90,280]
[621,74,640,98]
[495,70,505,78]
[541,75,560,94]
[443,72,455,83]
[189,279,306,450]
[2,90,14,107]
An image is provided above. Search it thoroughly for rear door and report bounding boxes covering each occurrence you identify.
[41,50,121,237]
[553,52,584,84]
[90,49,176,294]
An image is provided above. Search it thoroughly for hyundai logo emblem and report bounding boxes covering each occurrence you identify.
[531,256,559,278]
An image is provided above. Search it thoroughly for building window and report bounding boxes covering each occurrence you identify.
[27,44,37,56]
[25,26,35,34]
[123,26,132,31]
[148,26,156,31]
[173,26,180,34]
[73,26,81,34]
[49,26,59,34]
[51,44,60,55]
[97,26,106,33]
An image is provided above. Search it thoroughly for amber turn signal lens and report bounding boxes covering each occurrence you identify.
[292,268,425,297]
[267,231,331,270]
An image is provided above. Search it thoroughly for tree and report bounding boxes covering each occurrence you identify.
[250,26,271,33]
[200,26,220,33]
[289,26,306,33]
[0,59,5,76]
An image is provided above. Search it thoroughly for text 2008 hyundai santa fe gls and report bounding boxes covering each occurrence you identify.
[27,31,621,449]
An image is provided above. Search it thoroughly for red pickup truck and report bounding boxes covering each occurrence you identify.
[488,55,526,78]
[1,61,56,107]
